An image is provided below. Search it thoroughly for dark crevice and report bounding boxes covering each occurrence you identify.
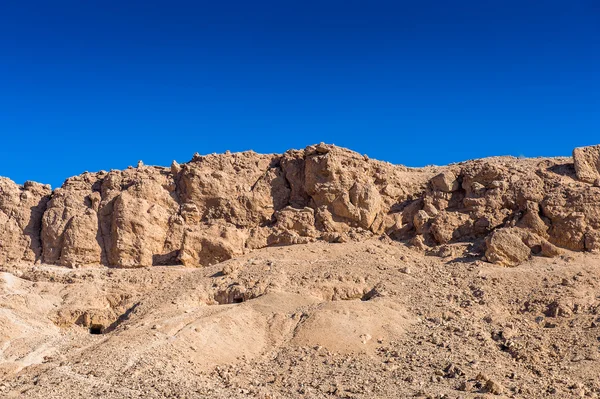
[250,169,270,192]
[97,196,117,266]
[27,193,51,263]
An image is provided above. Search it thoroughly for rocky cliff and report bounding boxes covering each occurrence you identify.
[2,143,600,268]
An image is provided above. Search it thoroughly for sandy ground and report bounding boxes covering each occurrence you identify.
[1,239,600,398]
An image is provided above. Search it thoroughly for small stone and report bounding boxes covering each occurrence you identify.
[360,334,372,344]
[484,379,503,395]
[459,380,473,391]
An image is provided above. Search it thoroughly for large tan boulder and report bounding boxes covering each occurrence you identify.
[430,171,459,192]
[485,228,531,267]
[485,227,562,267]
[573,145,600,184]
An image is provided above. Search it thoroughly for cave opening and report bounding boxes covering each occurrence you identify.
[89,324,104,335]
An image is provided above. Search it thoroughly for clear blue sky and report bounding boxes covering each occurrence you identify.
[1,1,598,187]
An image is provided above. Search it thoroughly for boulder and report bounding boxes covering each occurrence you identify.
[485,227,562,267]
[573,144,600,184]
[430,171,459,192]
[485,228,531,267]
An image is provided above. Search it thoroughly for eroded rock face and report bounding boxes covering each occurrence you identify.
[0,179,51,264]
[179,223,247,267]
[41,174,103,266]
[2,144,600,268]
[108,170,180,267]
[573,144,600,184]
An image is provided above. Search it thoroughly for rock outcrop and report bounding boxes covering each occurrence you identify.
[0,179,51,264]
[2,144,600,268]
[573,144,600,185]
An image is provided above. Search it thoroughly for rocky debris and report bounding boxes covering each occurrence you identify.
[2,144,600,268]
[3,239,600,398]
[573,144,600,184]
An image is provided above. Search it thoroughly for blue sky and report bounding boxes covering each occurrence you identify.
[1,0,598,187]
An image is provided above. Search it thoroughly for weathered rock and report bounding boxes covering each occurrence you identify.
[59,210,102,267]
[303,147,383,232]
[413,210,430,235]
[430,171,459,192]
[42,173,104,266]
[517,201,549,238]
[430,211,472,244]
[585,231,600,253]
[542,186,600,251]
[573,144,600,184]
[176,151,286,227]
[179,223,247,266]
[2,144,600,269]
[110,192,173,267]
[485,228,531,267]
[268,206,317,245]
[485,227,562,266]
[0,178,50,264]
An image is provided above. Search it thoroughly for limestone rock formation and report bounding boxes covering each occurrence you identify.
[573,144,600,184]
[2,143,600,268]
[0,179,51,264]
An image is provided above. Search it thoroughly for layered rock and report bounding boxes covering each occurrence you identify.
[2,143,600,268]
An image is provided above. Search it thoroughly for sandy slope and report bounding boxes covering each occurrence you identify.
[2,239,600,398]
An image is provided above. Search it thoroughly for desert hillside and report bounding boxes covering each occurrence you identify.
[2,144,600,398]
